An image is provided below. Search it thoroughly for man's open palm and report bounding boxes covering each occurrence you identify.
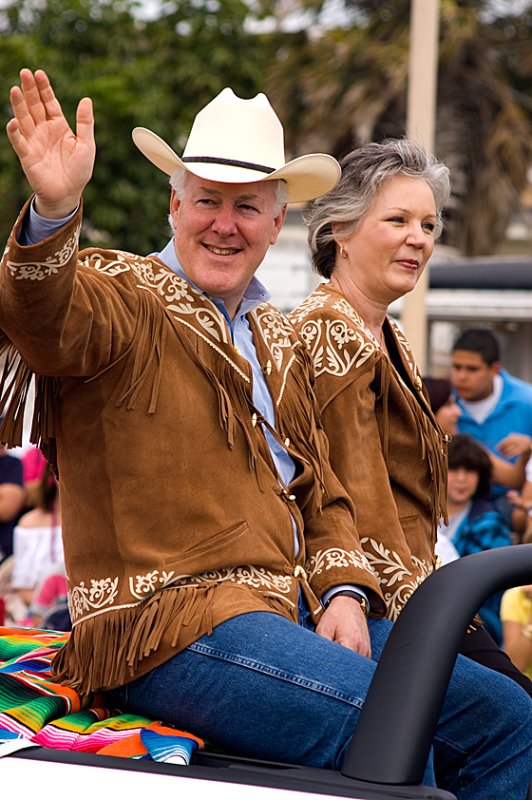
[6,68,95,218]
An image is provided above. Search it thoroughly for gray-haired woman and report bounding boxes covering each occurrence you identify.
[289,138,532,697]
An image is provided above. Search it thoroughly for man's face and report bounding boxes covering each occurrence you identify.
[170,174,286,318]
[450,350,500,401]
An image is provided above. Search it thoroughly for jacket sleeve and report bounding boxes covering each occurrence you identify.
[314,357,414,584]
[0,200,142,377]
[301,420,387,617]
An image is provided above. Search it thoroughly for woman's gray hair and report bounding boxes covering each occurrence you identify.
[306,138,451,279]
[168,170,288,229]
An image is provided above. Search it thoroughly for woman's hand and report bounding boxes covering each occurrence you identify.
[316,595,372,657]
[6,68,95,218]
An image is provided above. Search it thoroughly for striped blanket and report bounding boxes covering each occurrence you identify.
[0,626,203,763]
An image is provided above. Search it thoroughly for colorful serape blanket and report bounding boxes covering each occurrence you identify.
[0,626,203,763]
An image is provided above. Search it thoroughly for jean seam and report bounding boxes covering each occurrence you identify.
[188,641,364,708]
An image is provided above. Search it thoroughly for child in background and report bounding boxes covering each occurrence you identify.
[437,434,513,644]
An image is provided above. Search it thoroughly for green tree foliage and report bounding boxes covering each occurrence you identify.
[261,0,532,255]
[0,0,270,253]
[2,1,530,256]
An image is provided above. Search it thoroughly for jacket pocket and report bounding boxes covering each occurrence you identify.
[163,520,249,570]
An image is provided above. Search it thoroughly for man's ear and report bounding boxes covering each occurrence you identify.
[491,361,502,376]
[170,189,180,213]
[169,189,181,228]
[270,204,287,245]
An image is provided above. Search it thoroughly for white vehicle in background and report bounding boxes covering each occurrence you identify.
[3,545,532,800]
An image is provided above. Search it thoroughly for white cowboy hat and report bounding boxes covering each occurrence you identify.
[132,88,340,203]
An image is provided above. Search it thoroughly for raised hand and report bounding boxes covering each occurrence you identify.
[6,68,95,218]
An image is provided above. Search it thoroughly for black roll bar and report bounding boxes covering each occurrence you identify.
[342,544,532,786]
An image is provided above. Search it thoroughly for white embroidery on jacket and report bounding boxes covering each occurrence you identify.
[253,305,295,372]
[361,537,433,621]
[69,565,297,622]
[306,547,372,579]
[289,288,376,377]
[7,226,81,281]
[69,576,119,620]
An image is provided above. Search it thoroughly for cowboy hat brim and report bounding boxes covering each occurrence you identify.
[132,127,340,203]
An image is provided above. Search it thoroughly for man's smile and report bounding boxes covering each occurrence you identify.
[204,243,242,256]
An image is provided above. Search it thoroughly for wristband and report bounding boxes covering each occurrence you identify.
[326,590,369,616]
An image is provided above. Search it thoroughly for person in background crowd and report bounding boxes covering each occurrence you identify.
[0,438,25,563]
[10,464,62,613]
[437,434,513,644]
[29,563,69,630]
[501,584,532,683]
[21,445,48,510]
[425,374,531,538]
[451,328,532,524]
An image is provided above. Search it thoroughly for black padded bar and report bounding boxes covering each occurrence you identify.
[342,544,532,785]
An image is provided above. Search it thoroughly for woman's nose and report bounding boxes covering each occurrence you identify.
[405,223,426,247]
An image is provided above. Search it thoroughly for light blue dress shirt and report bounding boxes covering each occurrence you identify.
[155,240,297,496]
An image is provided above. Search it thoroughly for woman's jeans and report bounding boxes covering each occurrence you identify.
[107,601,532,799]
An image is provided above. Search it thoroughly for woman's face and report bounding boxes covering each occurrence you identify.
[436,396,462,435]
[335,174,438,304]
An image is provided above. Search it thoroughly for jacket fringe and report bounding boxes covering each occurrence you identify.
[52,586,217,695]
[52,584,295,696]
[377,353,448,536]
[274,342,326,512]
[0,339,59,471]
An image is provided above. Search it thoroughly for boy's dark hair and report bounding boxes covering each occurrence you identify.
[452,328,500,366]
[447,434,492,499]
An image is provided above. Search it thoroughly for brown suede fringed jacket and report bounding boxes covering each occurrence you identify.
[0,203,385,694]
[289,284,448,621]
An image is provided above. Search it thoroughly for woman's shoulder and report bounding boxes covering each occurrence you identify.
[289,287,379,382]
[16,508,52,528]
[290,284,366,329]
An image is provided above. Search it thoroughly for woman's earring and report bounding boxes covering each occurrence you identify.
[339,245,348,259]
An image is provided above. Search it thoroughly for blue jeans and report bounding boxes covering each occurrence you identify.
[108,604,532,799]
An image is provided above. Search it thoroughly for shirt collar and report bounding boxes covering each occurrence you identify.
[154,239,271,322]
